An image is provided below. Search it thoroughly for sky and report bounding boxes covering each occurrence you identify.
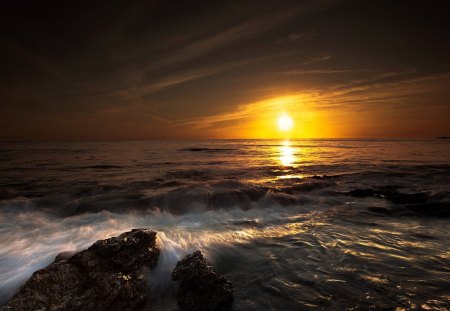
[1,0,450,141]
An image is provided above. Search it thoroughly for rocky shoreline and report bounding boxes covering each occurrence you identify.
[1,229,233,311]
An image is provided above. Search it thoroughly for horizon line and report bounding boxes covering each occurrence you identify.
[0,137,446,144]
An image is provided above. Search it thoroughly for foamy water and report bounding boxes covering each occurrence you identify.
[1,140,449,309]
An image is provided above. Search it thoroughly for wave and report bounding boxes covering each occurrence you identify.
[1,205,449,309]
[0,205,317,305]
[1,168,449,218]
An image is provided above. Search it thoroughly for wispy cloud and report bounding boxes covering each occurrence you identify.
[146,52,296,92]
[142,8,306,73]
[184,70,450,133]
[276,30,316,43]
[280,68,369,75]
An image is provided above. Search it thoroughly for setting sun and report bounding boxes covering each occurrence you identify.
[277,114,294,131]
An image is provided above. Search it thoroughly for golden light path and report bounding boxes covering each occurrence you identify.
[279,141,296,167]
[276,112,296,166]
[156,215,324,256]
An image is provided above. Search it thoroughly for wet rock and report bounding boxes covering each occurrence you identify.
[406,201,450,218]
[2,229,160,311]
[348,188,377,198]
[367,206,393,216]
[54,251,75,262]
[347,187,429,204]
[348,187,450,218]
[172,251,233,311]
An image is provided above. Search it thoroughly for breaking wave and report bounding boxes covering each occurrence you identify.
[1,139,449,309]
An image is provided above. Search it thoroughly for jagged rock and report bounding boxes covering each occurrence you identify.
[1,229,160,311]
[172,251,232,311]
[54,251,75,262]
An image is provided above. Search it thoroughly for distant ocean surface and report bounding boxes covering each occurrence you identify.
[1,139,449,309]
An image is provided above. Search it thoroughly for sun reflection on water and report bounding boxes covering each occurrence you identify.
[279,141,296,167]
[156,217,322,254]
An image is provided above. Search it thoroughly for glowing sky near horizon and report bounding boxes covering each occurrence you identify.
[0,0,450,140]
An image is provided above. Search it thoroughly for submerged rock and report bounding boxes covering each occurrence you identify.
[1,229,160,311]
[347,187,450,218]
[172,251,232,311]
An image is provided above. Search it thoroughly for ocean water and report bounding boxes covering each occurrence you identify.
[0,139,449,310]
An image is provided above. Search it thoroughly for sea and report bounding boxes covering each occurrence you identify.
[0,139,449,310]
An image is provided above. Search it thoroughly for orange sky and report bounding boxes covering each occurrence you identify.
[175,73,450,139]
[1,0,450,141]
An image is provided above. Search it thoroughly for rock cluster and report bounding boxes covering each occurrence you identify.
[1,229,160,311]
[172,251,233,311]
[1,230,233,311]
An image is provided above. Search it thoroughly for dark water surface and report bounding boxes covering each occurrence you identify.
[0,140,449,309]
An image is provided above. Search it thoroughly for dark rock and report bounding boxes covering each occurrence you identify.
[54,251,75,262]
[406,201,450,218]
[367,206,393,216]
[73,228,159,273]
[172,251,232,311]
[388,192,429,205]
[348,188,377,198]
[347,187,430,204]
[2,228,160,311]
[348,187,450,218]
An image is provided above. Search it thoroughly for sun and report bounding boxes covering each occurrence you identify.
[277,114,294,131]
